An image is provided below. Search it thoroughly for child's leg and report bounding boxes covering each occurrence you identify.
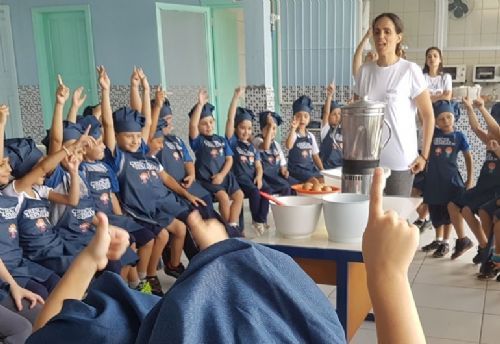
[443,224,452,241]
[215,190,231,222]
[479,209,493,240]
[243,186,262,223]
[165,219,187,268]
[494,216,500,258]
[448,202,467,239]
[0,303,32,342]
[416,203,429,220]
[147,229,169,276]
[137,240,153,280]
[229,189,244,224]
[462,206,488,248]
[120,265,130,281]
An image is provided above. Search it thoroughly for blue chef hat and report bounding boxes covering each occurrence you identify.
[292,95,313,114]
[322,101,342,114]
[150,99,173,118]
[4,138,44,178]
[234,107,255,127]
[433,100,458,121]
[77,114,102,139]
[258,111,282,130]
[491,102,500,124]
[63,121,84,143]
[152,117,168,139]
[113,107,145,133]
[188,103,215,119]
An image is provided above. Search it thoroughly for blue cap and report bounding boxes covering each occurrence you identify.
[433,100,455,118]
[63,121,84,142]
[234,107,255,127]
[491,102,500,124]
[322,101,342,114]
[292,95,313,114]
[77,115,102,139]
[4,138,44,178]
[151,99,173,118]
[258,111,282,130]
[188,103,215,120]
[113,107,145,133]
[153,117,167,139]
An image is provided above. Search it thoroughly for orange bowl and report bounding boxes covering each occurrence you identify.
[292,184,340,195]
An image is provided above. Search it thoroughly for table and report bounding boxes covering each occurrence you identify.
[253,196,421,342]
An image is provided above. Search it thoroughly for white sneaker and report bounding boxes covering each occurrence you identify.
[252,222,265,236]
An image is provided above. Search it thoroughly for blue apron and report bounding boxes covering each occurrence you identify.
[288,133,321,182]
[83,164,143,234]
[231,138,259,190]
[423,130,465,205]
[193,135,240,195]
[18,197,74,276]
[159,135,211,201]
[0,196,54,287]
[117,150,189,229]
[476,150,500,192]
[259,140,291,194]
[319,126,343,169]
[55,197,96,255]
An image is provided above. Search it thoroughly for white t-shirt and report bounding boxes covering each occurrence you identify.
[354,59,427,171]
[424,73,452,96]
[3,182,52,213]
[252,137,287,167]
[287,131,320,155]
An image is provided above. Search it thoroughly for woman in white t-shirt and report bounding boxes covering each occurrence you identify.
[423,47,452,103]
[354,12,435,196]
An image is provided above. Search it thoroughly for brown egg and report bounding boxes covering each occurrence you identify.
[311,178,320,185]
[322,186,333,192]
[303,182,313,191]
[312,184,322,192]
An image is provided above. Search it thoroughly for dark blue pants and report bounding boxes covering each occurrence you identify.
[241,185,270,224]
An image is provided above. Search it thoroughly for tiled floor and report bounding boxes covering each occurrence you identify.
[157,200,500,344]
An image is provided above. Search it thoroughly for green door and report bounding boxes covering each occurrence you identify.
[212,8,245,134]
[32,6,98,128]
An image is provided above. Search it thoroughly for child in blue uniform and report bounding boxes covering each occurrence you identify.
[320,83,343,169]
[253,111,292,196]
[286,95,324,184]
[448,97,500,261]
[225,87,269,235]
[189,89,244,237]
[99,67,204,295]
[421,100,473,258]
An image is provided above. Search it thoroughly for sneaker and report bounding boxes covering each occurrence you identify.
[413,219,432,233]
[146,276,164,297]
[227,225,244,238]
[134,280,153,295]
[478,261,500,280]
[472,246,490,265]
[252,222,265,236]
[432,243,450,258]
[451,237,474,260]
[422,240,442,252]
[164,262,185,279]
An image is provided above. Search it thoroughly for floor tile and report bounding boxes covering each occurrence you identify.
[317,284,335,297]
[486,279,500,291]
[417,307,482,343]
[350,328,377,344]
[412,283,485,313]
[426,338,476,344]
[414,261,487,289]
[481,314,500,344]
[484,289,500,315]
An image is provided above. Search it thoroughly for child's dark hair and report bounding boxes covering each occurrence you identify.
[422,47,444,74]
[372,13,405,58]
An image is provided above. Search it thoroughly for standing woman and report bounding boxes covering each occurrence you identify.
[423,47,452,103]
[354,13,435,196]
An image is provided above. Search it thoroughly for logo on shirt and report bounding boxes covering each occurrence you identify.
[172,151,180,160]
[36,218,48,233]
[210,149,219,158]
[79,222,91,233]
[100,193,110,205]
[445,146,453,158]
[23,207,50,220]
[8,224,17,239]
[139,172,150,184]
[71,208,95,220]
[0,207,18,220]
[435,147,442,157]
[90,178,111,192]
[301,150,312,158]
[488,162,496,173]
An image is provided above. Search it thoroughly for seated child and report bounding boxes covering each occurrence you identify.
[319,83,343,170]
[253,111,292,196]
[225,87,269,234]
[286,95,324,184]
[189,89,244,237]
[421,100,473,258]
[448,97,500,262]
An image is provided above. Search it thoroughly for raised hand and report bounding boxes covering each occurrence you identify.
[326,82,335,97]
[234,86,245,99]
[72,87,87,109]
[462,96,472,109]
[136,67,149,90]
[65,153,81,174]
[130,66,141,88]
[155,86,166,108]
[291,118,299,130]
[0,105,9,126]
[198,89,208,105]
[56,75,70,105]
[473,96,485,109]
[97,66,110,91]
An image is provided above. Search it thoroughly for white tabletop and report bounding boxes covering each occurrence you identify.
[253,196,422,252]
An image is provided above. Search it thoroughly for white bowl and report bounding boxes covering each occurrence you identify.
[270,196,323,239]
[322,193,370,243]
